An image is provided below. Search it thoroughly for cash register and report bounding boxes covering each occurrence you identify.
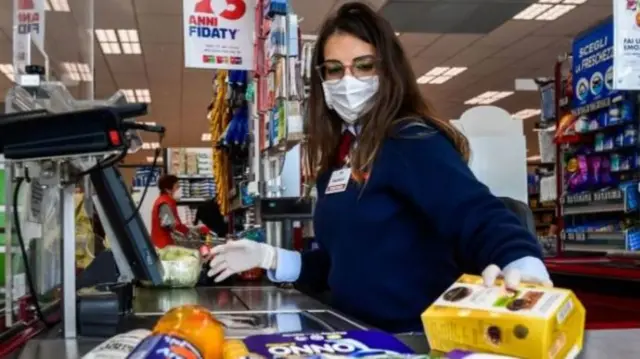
[0,105,166,338]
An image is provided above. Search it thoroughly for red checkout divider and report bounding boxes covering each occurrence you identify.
[545,256,640,330]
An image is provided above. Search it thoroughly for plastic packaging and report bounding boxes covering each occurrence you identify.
[156,246,202,288]
[82,329,151,359]
[127,305,225,359]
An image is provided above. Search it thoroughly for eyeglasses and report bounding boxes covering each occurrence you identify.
[316,55,378,81]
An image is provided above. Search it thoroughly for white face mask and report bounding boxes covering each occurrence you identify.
[322,75,379,124]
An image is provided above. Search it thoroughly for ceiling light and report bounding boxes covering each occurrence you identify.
[142,142,160,150]
[464,91,514,105]
[147,156,163,163]
[121,89,151,103]
[45,0,70,11]
[536,4,576,21]
[0,64,15,82]
[95,29,141,55]
[417,66,467,85]
[201,133,212,142]
[513,4,553,20]
[527,155,542,162]
[514,1,582,21]
[62,62,92,82]
[512,109,542,120]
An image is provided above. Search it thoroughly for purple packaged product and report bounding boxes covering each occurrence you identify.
[242,331,415,358]
[601,158,613,184]
[590,157,602,185]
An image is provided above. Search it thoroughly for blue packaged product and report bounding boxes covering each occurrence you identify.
[588,116,599,131]
[623,125,637,146]
[126,334,202,359]
[608,107,621,125]
[242,331,416,358]
[574,116,589,133]
[594,133,605,152]
[603,135,614,151]
[610,154,621,172]
[614,131,625,148]
[620,155,631,171]
[598,111,609,127]
[621,101,634,122]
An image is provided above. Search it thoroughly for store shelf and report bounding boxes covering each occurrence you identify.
[562,188,630,215]
[177,174,214,179]
[532,207,556,213]
[563,230,639,252]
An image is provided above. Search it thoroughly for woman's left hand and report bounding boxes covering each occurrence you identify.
[481,256,553,289]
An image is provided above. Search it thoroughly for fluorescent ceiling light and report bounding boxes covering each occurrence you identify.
[514,1,580,21]
[62,62,92,82]
[536,4,576,20]
[147,156,163,163]
[464,91,514,105]
[527,155,542,162]
[95,29,141,55]
[512,108,542,120]
[142,142,160,150]
[0,64,15,82]
[121,89,151,103]
[417,66,467,85]
[45,0,70,11]
[142,121,156,126]
[201,133,212,142]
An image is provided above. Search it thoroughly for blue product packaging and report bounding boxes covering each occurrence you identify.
[594,133,605,152]
[608,107,620,125]
[621,101,634,122]
[242,331,417,358]
[611,154,621,172]
[623,125,637,146]
[615,131,625,148]
[621,182,638,211]
[126,334,202,359]
[574,116,589,133]
[603,135,614,150]
[588,116,600,131]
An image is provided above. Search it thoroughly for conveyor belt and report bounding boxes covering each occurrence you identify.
[9,284,640,358]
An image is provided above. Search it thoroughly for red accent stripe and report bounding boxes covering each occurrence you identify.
[0,311,61,357]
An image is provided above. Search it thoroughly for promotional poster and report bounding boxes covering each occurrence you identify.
[571,19,616,115]
[182,0,254,70]
[613,0,640,90]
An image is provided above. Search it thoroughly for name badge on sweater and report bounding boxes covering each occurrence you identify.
[325,168,351,194]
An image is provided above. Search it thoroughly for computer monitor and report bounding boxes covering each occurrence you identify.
[90,166,164,285]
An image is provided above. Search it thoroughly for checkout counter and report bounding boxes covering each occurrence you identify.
[0,105,638,359]
[9,285,640,358]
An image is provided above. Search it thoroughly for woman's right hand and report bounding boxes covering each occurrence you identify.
[206,239,277,282]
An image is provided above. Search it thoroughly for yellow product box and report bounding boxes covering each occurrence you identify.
[422,274,585,359]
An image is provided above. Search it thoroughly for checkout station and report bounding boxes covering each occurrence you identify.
[0,74,637,359]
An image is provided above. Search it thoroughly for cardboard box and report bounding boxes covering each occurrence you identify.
[422,274,585,359]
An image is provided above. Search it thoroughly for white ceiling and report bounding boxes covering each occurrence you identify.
[0,0,615,162]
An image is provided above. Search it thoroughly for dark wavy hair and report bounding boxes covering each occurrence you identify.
[304,1,470,183]
[157,174,179,194]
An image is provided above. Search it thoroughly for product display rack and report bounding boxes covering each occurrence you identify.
[548,18,640,269]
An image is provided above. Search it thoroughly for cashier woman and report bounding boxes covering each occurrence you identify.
[208,2,551,332]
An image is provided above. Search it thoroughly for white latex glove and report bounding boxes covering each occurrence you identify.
[207,239,276,282]
[482,263,553,289]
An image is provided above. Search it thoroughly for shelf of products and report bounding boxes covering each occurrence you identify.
[553,19,640,255]
[166,148,216,206]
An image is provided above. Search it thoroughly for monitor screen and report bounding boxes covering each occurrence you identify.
[90,166,164,285]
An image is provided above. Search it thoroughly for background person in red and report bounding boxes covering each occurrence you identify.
[151,175,209,248]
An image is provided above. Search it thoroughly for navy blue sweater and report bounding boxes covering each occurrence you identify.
[296,125,543,332]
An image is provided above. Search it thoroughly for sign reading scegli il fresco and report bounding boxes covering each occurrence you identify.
[571,19,618,116]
